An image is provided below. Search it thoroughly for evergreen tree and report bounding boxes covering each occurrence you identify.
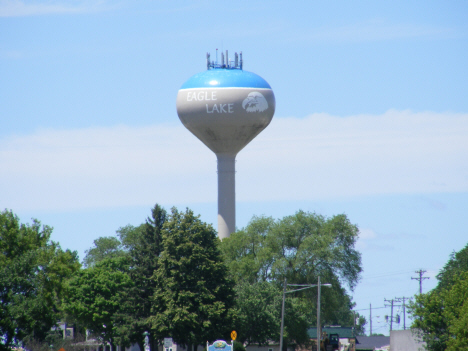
[126,204,167,351]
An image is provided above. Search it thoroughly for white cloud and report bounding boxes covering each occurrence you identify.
[355,228,377,251]
[359,228,377,241]
[1,110,467,211]
[0,0,116,17]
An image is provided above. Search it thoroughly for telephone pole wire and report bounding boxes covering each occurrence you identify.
[412,270,430,294]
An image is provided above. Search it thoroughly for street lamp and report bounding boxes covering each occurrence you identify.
[279,276,332,351]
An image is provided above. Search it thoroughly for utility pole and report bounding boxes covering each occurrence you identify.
[318,276,322,344]
[384,299,394,332]
[280,277,332,351]
[369,303,372,336]
[412,270,430,294]
[279,278,287,351]
[353,310,356,334]
[395,297,409,330]
[384,298,402,333]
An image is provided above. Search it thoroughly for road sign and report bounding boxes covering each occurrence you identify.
[230,331,237,341]
[164,338,173,348]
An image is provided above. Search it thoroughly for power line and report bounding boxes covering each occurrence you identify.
[353,306,387,311]
[361,270,416,280]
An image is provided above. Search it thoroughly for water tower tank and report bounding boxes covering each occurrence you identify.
[176,51,275,239]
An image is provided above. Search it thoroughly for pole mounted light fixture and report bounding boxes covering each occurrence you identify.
[279,276,332,351]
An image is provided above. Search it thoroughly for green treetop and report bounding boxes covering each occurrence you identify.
[150,208,235,350]
[0,209,80,350]
[63,256,134,351]
[410,242,468,351]
[220,211,363,345]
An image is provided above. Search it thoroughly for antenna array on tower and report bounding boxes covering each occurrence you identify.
[207,50,243,70]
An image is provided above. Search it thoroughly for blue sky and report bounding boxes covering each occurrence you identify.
[1,0,468,335]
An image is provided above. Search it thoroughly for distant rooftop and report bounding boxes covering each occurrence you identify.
[308,326,355,339]
[355,335,390,350]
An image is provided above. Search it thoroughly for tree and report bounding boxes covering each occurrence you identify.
[409,243,468,351]
[125,204,167,351]
[0,210,80,350]
[436,243,468,291]
[354,314,367,336]
[78,204,168,351]
[83,236,126,267]
[63,256,134,351]
[232,281,281,346]
[442,272,468,351]
[151,208,235,350]
[117,224,145,252]
[410,285,449,351]
[220,211,362,341]
[231,281,311,347]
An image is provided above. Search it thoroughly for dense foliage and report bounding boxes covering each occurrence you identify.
[232,281,282,346]
[220,211,363,346]
[63,257,134,350]
[78,205,166,351]
[150,208,235,350]
[82,236,125,268]
[410,243,468,351]
[125,205,167,351]
[0,210,80,351]
[2,207,364,350]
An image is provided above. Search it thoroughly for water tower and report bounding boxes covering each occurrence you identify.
[176,51,275,239]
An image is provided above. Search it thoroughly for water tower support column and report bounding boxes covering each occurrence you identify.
[217,153,236,239]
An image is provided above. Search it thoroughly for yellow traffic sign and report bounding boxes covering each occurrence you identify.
[231,330,237,341]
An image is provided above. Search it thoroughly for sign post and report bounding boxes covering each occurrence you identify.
[207,340,233,351]
[164,338,173,349]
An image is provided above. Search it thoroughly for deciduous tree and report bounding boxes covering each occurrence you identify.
[410,243,468,351]
[78,204,168,351]
[63,256,134,351]
[436,243,468,291]
[0,210,80,350]
[232,281,281,346]
[442,272,468,351]
[83,236,125,267]
[220,211,362,343]
[151,208,235,350]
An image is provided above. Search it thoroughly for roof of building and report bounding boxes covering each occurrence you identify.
[307,326,355,339]
[355,335,390,350]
